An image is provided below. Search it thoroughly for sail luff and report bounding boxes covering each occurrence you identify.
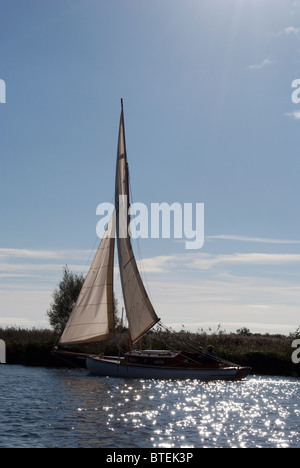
[59,215,115,345]
[115,100,160,344]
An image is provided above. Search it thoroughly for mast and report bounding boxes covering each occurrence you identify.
[115,99,160,344]
[59,100,159,347]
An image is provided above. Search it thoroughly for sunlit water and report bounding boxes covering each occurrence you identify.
[0,365,299,448]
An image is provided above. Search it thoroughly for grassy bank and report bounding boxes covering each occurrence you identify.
[0,328,62,367]
[0,327,299,377]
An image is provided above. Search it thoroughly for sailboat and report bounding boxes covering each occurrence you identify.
[58,100,251,381]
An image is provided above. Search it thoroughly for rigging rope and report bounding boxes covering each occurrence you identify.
[155,322,240,367]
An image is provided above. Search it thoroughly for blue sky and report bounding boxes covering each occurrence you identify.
[0,0,300,334]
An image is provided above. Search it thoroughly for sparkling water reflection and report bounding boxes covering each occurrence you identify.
[0,366,299,448]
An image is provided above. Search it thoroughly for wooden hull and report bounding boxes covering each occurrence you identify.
[86,356,251,381]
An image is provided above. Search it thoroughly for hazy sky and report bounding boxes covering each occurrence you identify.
[1,0,300,334]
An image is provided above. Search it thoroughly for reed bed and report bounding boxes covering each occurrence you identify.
[0,326,299,377]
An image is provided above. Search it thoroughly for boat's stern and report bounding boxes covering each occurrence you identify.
[234,367,252,381]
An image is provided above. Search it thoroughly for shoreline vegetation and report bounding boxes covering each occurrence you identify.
[0,326,299,378]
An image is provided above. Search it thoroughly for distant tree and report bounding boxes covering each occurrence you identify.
[236,327,252,336]
[47,265,120,336]
[295,326,300,339]
[47,266,85,335]
[113,293,122,329]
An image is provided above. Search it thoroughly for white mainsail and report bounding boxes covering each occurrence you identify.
[59,216,115,345]
[115,100,160,343]
[59,101,158,346]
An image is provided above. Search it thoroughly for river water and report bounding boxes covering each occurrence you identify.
[0,365,299,448]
